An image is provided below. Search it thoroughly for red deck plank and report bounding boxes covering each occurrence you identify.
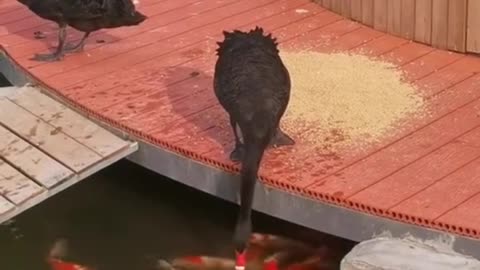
[308,27,385,52]
[280,19,361,50]
[96,3,327,133]
[391,156,480,221]
[350,35,408,56]
[349,101,480,208]
[31,0,304,85]
[0,15,45,37]
[301,73,480,191]
[4,0,480,239]
[4,0,187,58]
[379,42,435,66]
[66,1,318,110]
[436,192,480,236]
[401,50,464,82]
[17,0,246,77]
[0,0,21,9]
[0,0,163,49]
[67,43,214,111]
[0,7,32,25]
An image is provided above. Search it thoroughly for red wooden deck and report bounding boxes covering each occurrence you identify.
[2,0,480,240]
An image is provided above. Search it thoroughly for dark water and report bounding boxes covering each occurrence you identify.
[0,72,11,87]
[0,160,355,270]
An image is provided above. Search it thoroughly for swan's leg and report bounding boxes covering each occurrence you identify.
[31,24,67,62]
[64,32,91,52]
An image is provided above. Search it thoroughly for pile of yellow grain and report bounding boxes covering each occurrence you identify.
[279,51,428,150]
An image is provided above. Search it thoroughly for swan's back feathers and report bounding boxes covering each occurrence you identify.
[18,0,144,21]
[59,0,106,19]
[102,0,137,17]
[216,26,279,56]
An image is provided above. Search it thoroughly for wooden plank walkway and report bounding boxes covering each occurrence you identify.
[2,0,480,243]
[0,85,138,223]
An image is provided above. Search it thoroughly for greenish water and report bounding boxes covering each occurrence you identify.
[0,160,355,270]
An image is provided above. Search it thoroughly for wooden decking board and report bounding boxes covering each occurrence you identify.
[415,57,480,97]
[379,41,435,66]
[349,124,480,208]
[1,22,55,49]
[401,50,464,82]
[37,0,307,82]
[150,105,224,145]
[297,74,480,189]
[0,124,74,188]
[7,0,232,71]
[0,2,19,11]
[6,0,206,59]
[240,4,331,39]
[0,97,102,173]
[298,73,480,189]
[64,0,314,108]
[64,42,211,106]
[147,8,480,192]
[97,9,340,121]
[7,86,130,157]
[97,3,333,131]
[105,86,216,134]
[281,19,361,50]
[0,196,14,216]
[437,193,480,230]
[25,0,276,80]
[0,15,46,37]
[392,157,480,220]
[4,0,480,238]
[350,34,409,56]
[0,85,138,223]
[64,2,318,115]
[0,159,45,205]
[0,8,32,25]
[310,26,385,52]
[62,0,313,104]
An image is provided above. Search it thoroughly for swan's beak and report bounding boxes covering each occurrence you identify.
[133,0,140,5]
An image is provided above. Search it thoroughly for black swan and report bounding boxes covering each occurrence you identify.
[213,26,295,270]
[17,0,147,62]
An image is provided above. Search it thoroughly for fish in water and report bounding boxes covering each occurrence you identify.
[154,234,338,270]
[213,27,295,270]
[17,0,147,62]
[47,238,94,270]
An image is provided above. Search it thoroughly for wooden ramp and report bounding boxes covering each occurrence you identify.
[0,85,138,223]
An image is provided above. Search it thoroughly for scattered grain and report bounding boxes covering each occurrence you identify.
[279,51,428,151]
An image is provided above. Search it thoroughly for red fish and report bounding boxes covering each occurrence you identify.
[155,233,338,270]
[47,258,93,270]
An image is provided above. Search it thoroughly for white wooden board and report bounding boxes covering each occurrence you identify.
[0,196,14,215]
[0,85,138,225]
[0,125,74,188]
[0,159,45,205]
[7,86,130,157]
[0,97,102,172]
